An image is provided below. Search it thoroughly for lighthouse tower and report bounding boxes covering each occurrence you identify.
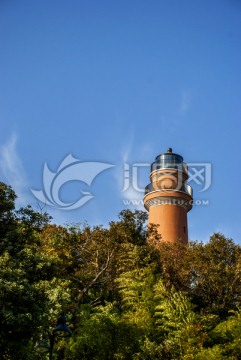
[143,148,193,244]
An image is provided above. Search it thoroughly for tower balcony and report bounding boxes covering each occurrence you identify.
[144,183,193,197]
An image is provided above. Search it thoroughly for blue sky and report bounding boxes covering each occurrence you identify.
[0,0,241,242]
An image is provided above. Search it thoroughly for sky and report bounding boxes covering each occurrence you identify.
[0,0,241,243]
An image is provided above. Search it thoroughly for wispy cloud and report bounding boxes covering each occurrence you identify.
[111,130,146,211]
[160,90,192,133]
[115,138,151,212]
[179,90,191,114]
[112,130,134,192]
[120,130,135,164]
[0,133,29,207]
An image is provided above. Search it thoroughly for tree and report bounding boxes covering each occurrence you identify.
[187,233,241,317]
[195,309,241,359]
[2,182,241,359]
[150,233,241,317]
[0,184,55,359]
[64,303,139,360]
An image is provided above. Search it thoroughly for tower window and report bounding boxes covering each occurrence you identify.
[183,226,186,233]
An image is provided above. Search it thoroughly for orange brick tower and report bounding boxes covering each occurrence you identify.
[143,148,193,244]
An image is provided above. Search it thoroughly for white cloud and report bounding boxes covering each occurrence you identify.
[179,90,191,114]
[120,131,135,164]
[160,90,192,133]
[112,132,134,195]
[0,133,29,207]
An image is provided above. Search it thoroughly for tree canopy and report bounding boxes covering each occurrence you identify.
[0,182,241,359]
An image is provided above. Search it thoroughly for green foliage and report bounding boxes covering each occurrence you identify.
[64,303,139,360]
[195,309,241,359]
[154,280,195,330]
[117,266,157,338]
[187,234,241,317]
[0,184,55,358]
[0,182,16,221]
[1,183,241,359]
[153,233,241,317]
